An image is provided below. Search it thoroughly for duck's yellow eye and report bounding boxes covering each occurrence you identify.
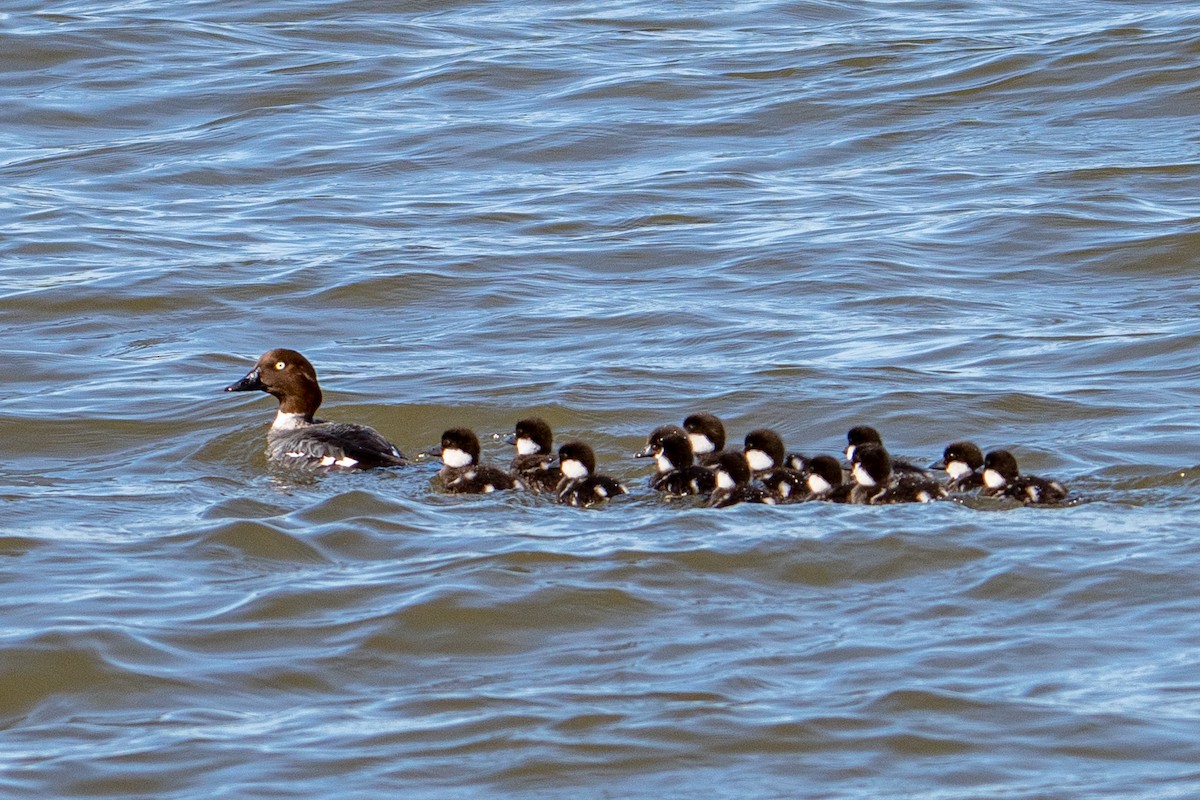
[275,361,286,370]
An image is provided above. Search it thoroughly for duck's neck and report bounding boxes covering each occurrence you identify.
[272,411,312,430]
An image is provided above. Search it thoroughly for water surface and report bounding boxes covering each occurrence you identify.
[3,0,1200,797]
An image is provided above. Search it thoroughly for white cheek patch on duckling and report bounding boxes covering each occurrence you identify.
[688,434,714,454]
[516,437,539,456]
[715,470,736,490]
[807,474,832,495]
[442,448,473,468]
[983,469,1006,489]
[946,461,972,480]
[845,444,856,462]
[746,450,774,472]
[654,453,673,473]
[852,463,876,487]
[560,459,588,479]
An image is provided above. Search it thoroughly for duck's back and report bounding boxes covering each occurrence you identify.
[559,475,627,507]
[511,453,563,493]
[268,420,406,469]
[445,464,520,494]
[651,466,715,496]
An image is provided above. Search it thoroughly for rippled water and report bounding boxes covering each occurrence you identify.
[4,0,1200,796]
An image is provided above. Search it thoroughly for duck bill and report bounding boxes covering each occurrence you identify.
[633,447,655,459]
[224,367,264,393]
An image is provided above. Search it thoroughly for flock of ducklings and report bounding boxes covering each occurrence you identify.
[436,413,1070,508]
[222,348,1068,508]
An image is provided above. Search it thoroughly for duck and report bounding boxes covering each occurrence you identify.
[438,427,520,494]
[682,413,727,467]
[844,425,932,477]
[708,451,776,508]
[223,348,406,470]
[801,454,853,502]
[851,443,946,504]
[556,441,628,507]
[743,428,808,502]
[645,432,716,497]
[981,450,1069,505]
[506,417,562,493]
[635,424,688,464]
[932,441,986,491]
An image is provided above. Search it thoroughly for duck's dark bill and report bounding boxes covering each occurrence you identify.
[224,368,264,392]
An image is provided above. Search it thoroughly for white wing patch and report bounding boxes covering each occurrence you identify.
[288,453,359,468]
